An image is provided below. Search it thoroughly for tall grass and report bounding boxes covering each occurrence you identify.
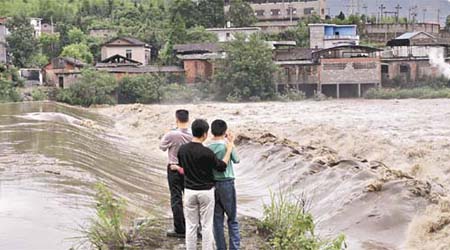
[364,87,450,99]
[78,183,128,250]
[260,191,346,250]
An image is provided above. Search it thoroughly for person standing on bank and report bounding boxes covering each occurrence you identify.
[208,120,240,250]
[177,119,235,250]
[160,110,193,238]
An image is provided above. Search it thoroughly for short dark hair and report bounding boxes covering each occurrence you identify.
[192,119,209,138]
[176,109,189,123]
[211,119,227,136]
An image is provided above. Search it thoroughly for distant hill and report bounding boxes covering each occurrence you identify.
[327,0,450,25]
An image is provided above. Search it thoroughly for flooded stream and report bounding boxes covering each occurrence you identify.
[0,102,168,250]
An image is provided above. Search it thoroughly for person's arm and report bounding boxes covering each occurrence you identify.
[222,132,235,164]
[159,132,173,151]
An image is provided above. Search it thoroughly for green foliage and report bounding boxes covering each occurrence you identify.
[0,79,21,103]
[261,191,346,250]
[60,43,94,64]
[276,88,306,102]
[68,27,87,44]
[118,74,166,104]
[29,53,49,68]
[39,33,61,59]
[228,0,257,27]
[185,26,218,43]
[6,15,38,68]
[160,83,198,103]
[31,88,48,101]
[364,87,450,99]
[197,0,225,28]
[214,34,278,101]
[56,69,118,107]
[84,183,128,249]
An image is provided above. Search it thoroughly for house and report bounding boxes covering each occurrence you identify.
[363,23,440,44]
[96,54,184,81]
[30,18,42,38]
[174,43,224,84]
[309,24,359,49]
[225,0,326,22]
[43,57,86,88]
[0,17,7,64]
[381,32,450,86]
[101,37,151,66]
[275,45,382,98]
[206,27,261,42]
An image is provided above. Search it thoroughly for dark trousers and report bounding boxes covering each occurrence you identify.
[167,167,185,233]
[214,179,240,250]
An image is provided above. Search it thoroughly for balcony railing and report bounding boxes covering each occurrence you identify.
[324,35,360,40]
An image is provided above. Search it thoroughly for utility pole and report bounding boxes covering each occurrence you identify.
[423,8,427,23]
[395,4,402,23]
[379,4,386,23]
[362,3,368,23]
[437,9,441,26]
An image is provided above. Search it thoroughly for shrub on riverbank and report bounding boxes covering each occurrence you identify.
[57,69,118,107]
[0,79,21,103]
[364,87,450,99]
[81,183,128,249]
[260,191,346,250]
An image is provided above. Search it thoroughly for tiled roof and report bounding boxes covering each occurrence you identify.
[174,43,222,54]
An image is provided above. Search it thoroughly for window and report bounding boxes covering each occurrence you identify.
[400,64,410,73]
[304,8,314,15]
[58,76,64,88]
[255,10,265,16]
[381,65,389,74]
[126,49,132,59]
[271,9,280,16]
[287,8,297,15]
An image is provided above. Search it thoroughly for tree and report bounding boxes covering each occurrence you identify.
[118,74,167,104]
[60,43,94,64]
[68,27,87,44]
[169,0,200,29]
[446,15,450,31]
[227,0,257,27]
[214,34,278,101]
[6,15,38,68]
[57,69,118,107]
[185,26,218,43]
[197,0,225,28]
[39,33,61,59]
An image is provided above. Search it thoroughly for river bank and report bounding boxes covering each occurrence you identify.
[95,99,450,249]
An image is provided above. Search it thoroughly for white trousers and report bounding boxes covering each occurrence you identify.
[184,188,215,250]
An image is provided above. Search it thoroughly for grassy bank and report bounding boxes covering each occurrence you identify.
[364,87,450,99]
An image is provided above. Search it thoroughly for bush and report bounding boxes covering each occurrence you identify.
[80,183,128,249]
[161,83,198,103]
[276,88,306,102]
[0,79,21,103]
[118,74,166,104]
[57,69,118,107]
[364,87,450,99]
[31,88,47,101]
[261,191,346,250]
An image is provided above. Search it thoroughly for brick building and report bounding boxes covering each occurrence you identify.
[275,45,381,98]
[43,57,86,88]
[174,43,224,84]
[382,32,450,86]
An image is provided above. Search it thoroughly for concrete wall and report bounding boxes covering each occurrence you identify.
[101,46,150,65]
[363,23,440,43]
[206,28,260,42]
[320,57,381,85]
[310,24,359,49]
[383,46,446,58]
[381,59,441,85]
[310,25,325,49]
[183,60,213,84]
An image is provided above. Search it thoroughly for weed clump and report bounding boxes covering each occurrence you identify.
[260,191,346,250]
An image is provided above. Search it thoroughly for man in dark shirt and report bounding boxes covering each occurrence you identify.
[178,119,234,250]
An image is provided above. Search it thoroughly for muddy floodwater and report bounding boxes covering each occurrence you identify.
[0,102,168,249]
[1,100,450,250]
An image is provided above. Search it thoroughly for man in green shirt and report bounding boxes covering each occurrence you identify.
[208,119,240,250]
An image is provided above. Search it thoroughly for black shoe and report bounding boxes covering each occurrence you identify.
[166,230,185,238]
